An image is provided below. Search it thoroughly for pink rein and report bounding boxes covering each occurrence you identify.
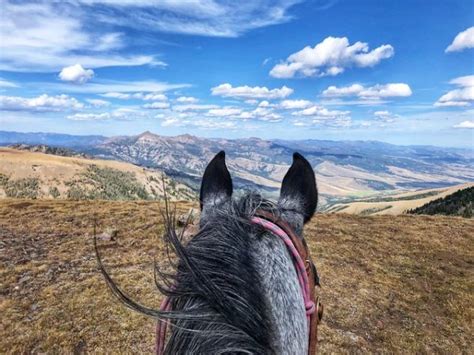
[155,216,315,354]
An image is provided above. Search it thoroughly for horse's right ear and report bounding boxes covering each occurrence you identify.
[278,152,318,223]
[200,151,233,210]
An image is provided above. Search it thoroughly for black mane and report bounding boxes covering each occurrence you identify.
[95,193,277,354]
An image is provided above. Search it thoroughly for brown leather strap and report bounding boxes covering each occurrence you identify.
[254,210,322,355]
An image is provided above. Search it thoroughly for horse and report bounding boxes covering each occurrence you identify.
[96,151,322,354]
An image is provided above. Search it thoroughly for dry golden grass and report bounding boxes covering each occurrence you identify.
[1,199,473,353]
[326,183,474,215]
[0,148,194,200]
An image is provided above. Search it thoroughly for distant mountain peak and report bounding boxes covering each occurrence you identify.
[137,130,157,138]
[136,131,160,142]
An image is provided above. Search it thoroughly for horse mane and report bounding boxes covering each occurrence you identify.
[95,192,277,354]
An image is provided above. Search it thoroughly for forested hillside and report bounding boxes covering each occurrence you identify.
[408,187,473,217]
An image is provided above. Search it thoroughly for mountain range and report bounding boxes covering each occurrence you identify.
[1,130,473,207]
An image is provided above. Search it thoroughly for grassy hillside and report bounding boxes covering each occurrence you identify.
[1,200,472,353]
[408,186,473,217]
[323,183,473,215]
[0,148,196,201]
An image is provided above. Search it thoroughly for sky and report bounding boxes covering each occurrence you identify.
[0,0,473,147]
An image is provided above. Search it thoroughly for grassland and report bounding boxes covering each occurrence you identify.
[0,148,195,201]
[1,199,473,353]
[324,182,474,215]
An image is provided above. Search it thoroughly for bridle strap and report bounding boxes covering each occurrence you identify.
[254,210,322,355]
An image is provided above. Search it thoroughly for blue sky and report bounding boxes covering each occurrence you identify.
[0,0,473,147]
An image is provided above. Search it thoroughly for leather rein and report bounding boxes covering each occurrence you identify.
[155,210,323,354]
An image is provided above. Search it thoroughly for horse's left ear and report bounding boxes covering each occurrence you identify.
[200,151,233,210]
[278,152,318,223]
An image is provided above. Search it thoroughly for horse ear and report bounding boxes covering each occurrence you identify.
[278,152,318,223]
[200,151,233,210]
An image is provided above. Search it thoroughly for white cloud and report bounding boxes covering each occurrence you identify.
[173,104,218,112]
[321,98,389,106]
[211,83,293,99]
[292,105,350,118]
[74,0,302,38]
[143,102,170,109]
[322,83,412,99]
[0,94,84,111]
[270,36,394,78]
[86,98,110,107]
[446,27,474,53]
[142,93,168,101]
[450,75,474,87]
[322,84,364,97]
[291,104,351,127]
[176,96,199,103]
[293,115,352,128]
[67,107,147,121]
[235,107,282,122]
[453,120,474,129]
[102,91,169,100]
[161,116,238,130]
[0,78,18,88]
[42,80,188,95]
[207,107,242,117]
[374,110,398,123]
[102,92,133,99]
[59,64,94,84]
[0,1,162,72]
[279,99,312,109]
[244,99,259,105]
[435,75,474,107]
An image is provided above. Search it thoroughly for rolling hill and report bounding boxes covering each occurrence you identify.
[0,147,195,201]
[1,130,473,208]
[323,183,473,215]
[408,186,473,217]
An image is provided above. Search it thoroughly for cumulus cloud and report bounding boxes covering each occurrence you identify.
[67,108,147,120]
[101,92,168,100]
[143,102,170,109]
[435,75,474,107]
[293,116,351,128]
[291,104,351,127]
[322,83,412,99]
[374,110,398,123]
[211,83,293,99]
[446,27,474,53]
[279,99,312,109]
[176,96,199,103]
[142,93,168,101]
[453,120,474,129]
[59,64,94,84]
[161,116,238,130]
[292,105,350,118]
[244,99,259,105]
[270,36,394,78]
[207,107,242,117]
[173,104,218,112]
[0,94,84,111]
[85,98,110,107]
[234,107,282,122]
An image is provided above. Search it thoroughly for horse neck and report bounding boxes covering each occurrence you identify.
[251,231,309,354]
